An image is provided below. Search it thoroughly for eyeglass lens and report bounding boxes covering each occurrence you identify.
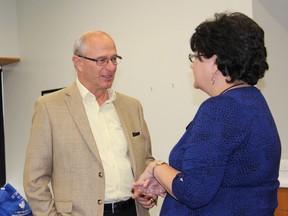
[77,55,122,66]
[189,54,195,62]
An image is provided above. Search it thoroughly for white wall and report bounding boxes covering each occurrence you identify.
[2,0,286,215]
[0,0,19,57]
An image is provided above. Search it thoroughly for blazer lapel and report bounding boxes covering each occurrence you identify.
[64,83,102,162]
[114,94,137,174]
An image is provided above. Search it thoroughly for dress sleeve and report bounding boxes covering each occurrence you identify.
[171,96,251,209]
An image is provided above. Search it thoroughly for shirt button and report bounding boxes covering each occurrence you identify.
[98,199,102,205]
[98,172,103,177]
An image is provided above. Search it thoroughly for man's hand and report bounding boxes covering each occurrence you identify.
[132,189,158,209]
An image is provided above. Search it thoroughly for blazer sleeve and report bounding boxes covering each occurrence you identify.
[138,102,154,167]
[23,97,57,215]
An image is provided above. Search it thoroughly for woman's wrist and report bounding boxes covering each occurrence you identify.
[152,160,167,177]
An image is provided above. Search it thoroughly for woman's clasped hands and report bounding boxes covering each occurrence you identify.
[132,176,166,199]
[132,161,167,201]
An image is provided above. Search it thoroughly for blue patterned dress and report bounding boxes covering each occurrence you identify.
[160,87,281,216]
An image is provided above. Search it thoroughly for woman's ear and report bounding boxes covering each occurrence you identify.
[210,55,220,85]
[211,54,219,73]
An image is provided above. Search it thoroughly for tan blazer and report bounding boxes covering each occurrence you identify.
[24,82,154,216]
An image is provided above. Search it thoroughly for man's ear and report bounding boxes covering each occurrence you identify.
[72,55,82,71]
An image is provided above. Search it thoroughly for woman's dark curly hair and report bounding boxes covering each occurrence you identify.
[190,12,269,85]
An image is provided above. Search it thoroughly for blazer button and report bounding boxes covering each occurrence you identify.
[98,172,103,177]
[98,199,102,205]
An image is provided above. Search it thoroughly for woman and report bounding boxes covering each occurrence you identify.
[132,12,281,215]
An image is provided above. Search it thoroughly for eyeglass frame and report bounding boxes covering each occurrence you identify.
[77,54,122,66]
[188,53,204,63]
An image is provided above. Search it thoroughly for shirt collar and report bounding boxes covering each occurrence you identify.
[76,78,116,103]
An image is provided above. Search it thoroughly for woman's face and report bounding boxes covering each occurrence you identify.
[190,53,218,94]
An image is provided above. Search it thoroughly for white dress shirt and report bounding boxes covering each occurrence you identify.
[76,79,134,203]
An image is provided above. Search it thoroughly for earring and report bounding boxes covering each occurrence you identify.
[211,74,216,85]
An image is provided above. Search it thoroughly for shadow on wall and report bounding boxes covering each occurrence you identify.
[257,0,288,30]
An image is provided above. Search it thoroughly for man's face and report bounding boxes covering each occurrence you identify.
[75,33,118,93]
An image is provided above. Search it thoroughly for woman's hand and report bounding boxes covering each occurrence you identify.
[132,176,166,198]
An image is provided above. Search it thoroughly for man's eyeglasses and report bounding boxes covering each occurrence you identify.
[77,55,122,66]
[188,53,203,63]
